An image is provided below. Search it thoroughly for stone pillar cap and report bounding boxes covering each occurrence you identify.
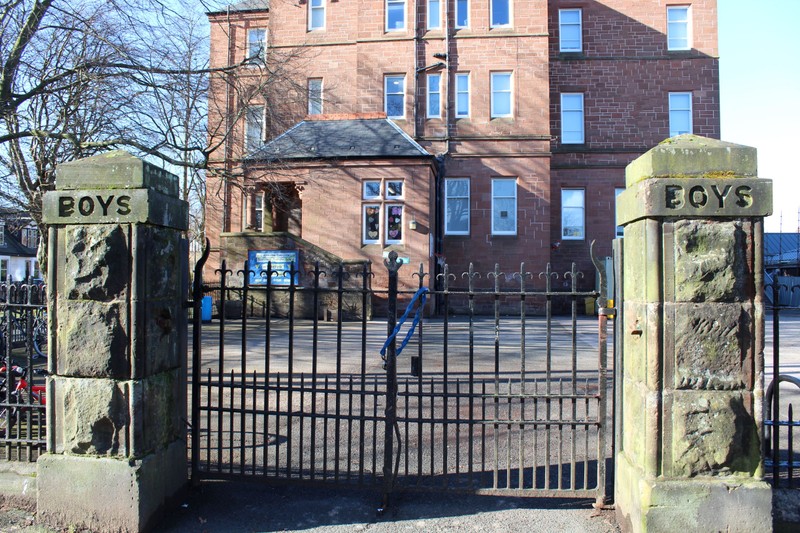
[626,135,758,187]
[57,150,179,197]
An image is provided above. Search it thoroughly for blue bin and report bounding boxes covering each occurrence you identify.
[201,296,213,322]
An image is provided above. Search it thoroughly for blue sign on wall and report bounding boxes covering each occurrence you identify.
[248,250,300,286]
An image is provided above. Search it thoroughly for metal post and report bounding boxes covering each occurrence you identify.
[190,240,210,483]
[380,251,401,512]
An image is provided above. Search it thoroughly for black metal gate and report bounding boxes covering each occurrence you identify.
[188,247,612,505]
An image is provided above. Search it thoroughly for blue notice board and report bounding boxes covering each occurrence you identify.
[248,250,300,286]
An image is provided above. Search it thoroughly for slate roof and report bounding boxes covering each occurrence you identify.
[765,232,800,268]
[247,118,431,162]
[207,0,269,15]
[0,225,35,258]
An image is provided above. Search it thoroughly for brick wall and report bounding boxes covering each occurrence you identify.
[205,0,721,309]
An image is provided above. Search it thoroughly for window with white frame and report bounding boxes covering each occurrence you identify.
[667,5,690,50]
[0,258,7,282]
[615,188,625,237]
[427,73,441,117]
[247,28,267,61]
[254,193,264,231]
[21,226,37,249]
[386,0,406,31]
[669,92,692,136]
[385,75,405,118]
[245,105,264,152]
[309,0,325,30]
[559,9,582,52]
[362,180,405,245]
[0,222,4,247]
[491,179,517,235]
[561,188,585,240]
[308,78,323,115]
[491,72,512,118]
[561,93,584,144]
[456,0,469,28]
[428,0,441,29]
[445,178,470,235]
[455,73,469,118]
[491,0,510,27]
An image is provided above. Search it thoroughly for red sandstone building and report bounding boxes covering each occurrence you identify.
[205,0,719,295]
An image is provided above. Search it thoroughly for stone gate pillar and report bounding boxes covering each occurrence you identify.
[38,151,188,532]
[615,136,773,532]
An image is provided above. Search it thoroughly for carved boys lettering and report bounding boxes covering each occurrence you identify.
[56,194,133,218]
[688,186,708,208]
[116,195,131,215]
[735,185,752,208]
[664,183,755,212]
[666,185,684,209]
[78,196,95,216]
[58,196,75,217]
[710,184,731,208]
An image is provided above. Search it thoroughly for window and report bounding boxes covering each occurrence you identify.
[245,106,264,152]
[456,0,469,28]
[247,28,267,61]
[561,93,584,144]
[254,193,264,231]
[309,0,325,30]
[0,258,7,282]
[491,72,512,118]
[386,0,405,31]
[667,6,690,50]
[308,78,323,115]
[427,74,441,117]
[363,181,382,199]
[385,205,404,244]
[362,180,406,245]
[455,73,469,118]
[615,188,625,237]
[385,75,405,118]
[21,227,37,249]
[491,0,510,27]
[428,0,441,29]
[559,9,582,52]
[445,178,470,235]
[386,180,404,199]
[491,179,516,235]
[561,188,585,240]
[669,92,692,136]
[0,222,4,247]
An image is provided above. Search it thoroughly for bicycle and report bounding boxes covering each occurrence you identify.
[0,362,47,435]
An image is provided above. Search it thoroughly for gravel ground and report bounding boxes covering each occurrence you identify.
[0,482,620,533]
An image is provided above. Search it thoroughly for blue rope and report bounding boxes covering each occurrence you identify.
[380,287,429,360]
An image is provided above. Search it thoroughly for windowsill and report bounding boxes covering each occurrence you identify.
[558,52,585,59]
[490,116,514,122]
[490,233,517,238]
[444,233,470,238]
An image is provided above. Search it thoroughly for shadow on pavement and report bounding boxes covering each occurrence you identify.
[157,481,619,532]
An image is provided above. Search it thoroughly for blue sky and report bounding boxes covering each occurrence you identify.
[719,0,800,233]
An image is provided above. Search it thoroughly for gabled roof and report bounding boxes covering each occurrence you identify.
[247,116,432,162]
[207,0,269,15]
[0,225,36,258]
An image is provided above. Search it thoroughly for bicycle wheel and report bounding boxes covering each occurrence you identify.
[33,326,47,359]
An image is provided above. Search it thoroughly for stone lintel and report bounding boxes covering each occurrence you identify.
[625,135,757,187]
[616,178,772,226]
[56,150,179,197]
[43,188,188,230]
